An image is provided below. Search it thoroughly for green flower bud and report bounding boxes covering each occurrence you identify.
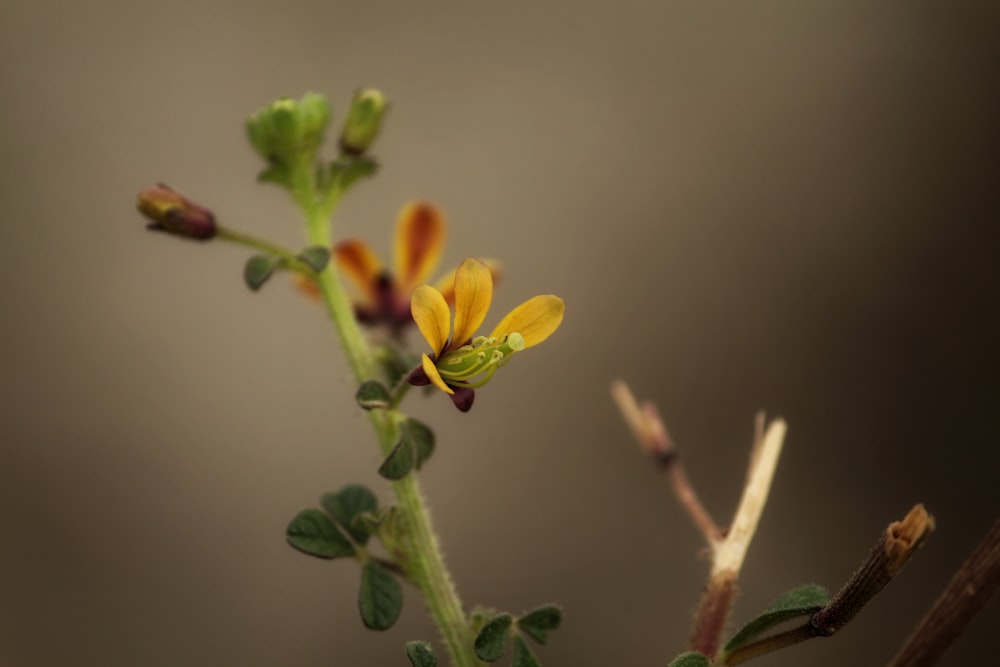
[137,184,216,240]
[339,88,388,155]
[245,93,331,165]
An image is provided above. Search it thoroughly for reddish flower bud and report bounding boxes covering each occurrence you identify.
[136,184,217,240]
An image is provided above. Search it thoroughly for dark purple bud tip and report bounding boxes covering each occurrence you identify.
[137,184,217,240]
[407,365,431,387]
[450,387,475,412]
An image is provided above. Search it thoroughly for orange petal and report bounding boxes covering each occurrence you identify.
[394,201,445,292]
[449,258,493,351]
[489,295,565,348]
[434,258,503,305]
[292,273,322,302]
[421,354,454,395]
[411,285,451,354]
[333,239,382,305]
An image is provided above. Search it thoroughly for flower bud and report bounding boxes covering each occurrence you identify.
[245,93,331,164]
[339,88,388,155]
[137,184,216,240]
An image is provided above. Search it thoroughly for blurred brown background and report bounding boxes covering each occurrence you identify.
[1,1,997,665]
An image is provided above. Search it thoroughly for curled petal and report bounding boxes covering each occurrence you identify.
[449,258,493,351]
[489,295,565,348]
[411,285,451,354]
[394,201,445,292]
[421,354,454,395]
[334,239,383,306]
[434,258,503,305]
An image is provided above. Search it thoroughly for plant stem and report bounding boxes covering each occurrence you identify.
[216,225,315,274]
[295,173,480,667]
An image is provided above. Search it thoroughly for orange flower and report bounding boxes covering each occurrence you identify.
[297,201,501,332]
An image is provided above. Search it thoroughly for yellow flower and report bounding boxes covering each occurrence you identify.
[408,258,565,411]
[296,201,501,332]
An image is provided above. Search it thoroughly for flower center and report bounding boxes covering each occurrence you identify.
[436,333,525,387]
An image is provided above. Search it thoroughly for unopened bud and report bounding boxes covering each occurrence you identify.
[137,184,216,240]
[245,93,331,164]
[339,88,388,155]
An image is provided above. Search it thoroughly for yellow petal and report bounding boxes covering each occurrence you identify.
[411,285,451,354]
[333,239,382,305]
[449,258,493,351]
[434,258,503,305]
[489,295,565,348]
[394,201,446,292]
[421,353,454,395]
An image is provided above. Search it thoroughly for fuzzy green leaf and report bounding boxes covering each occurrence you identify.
[321,485,378,545]
[297,245,330,272]
[474,613,513,662]
[723,583,830,653]
[358,560,403,630]
[329,156,378,193]
[378,437,415,480]
[405,418,436,468]
[517,605,562,645]
[356,380,391,410]
[405,641,437,667]
[668,652,711,667]
[511,636,541,667]
[244,254,280,291]
[286,509,355,559]
[256,164,292,188]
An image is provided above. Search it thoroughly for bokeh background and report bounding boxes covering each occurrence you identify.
[1,1,997,665]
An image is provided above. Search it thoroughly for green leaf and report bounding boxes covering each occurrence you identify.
[358,560,403,630]
[286,509,355,559]
[511,636,541,667]
[517,605,562,645]
[668,652,711,667]
[330,156,379,193]
[378,437,415,480]
[256,163,292,188]
[405,641,437,667]
[321,485,378,545]
[356,380,391,410]
[244,254,280,291]
[723,583,830,653]
[404,418,436,468]
[474,613,513,662]
[297,245,330,272]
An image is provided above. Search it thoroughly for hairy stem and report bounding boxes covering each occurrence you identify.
[297,170,479,667]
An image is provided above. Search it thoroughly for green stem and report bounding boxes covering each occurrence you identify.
[295,168,481,667]
[216,225,315,274]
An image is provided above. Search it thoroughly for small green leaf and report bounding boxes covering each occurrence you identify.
[723,583,830,653]
[321,485,378,545]
[405,641,437,667]
[474,613,513,662]
[405,418,436,467]
[286,509,355,559]
[378,437,415,480]
[297,245,330,272]
[358,560,403,630]
[244,254,280,291]
[668,652,711,667]
[256,163,292,187]
[356,380,392,410]
[511,636,541,667]
[330,156,379,193]
[517,605,562,645]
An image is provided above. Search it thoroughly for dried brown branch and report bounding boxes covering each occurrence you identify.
[887,519,1000,667]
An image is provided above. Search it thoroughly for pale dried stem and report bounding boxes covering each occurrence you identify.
[610,380,723,545]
